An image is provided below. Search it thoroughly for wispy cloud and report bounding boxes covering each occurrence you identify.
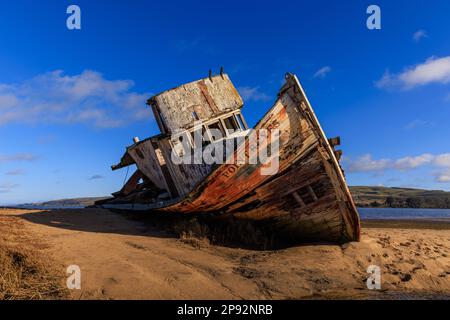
[346,153,450,173]
[237,86,271,102]
[5,169,25,176]
[436,171,450,183]
[0,182,19,194]
[88,174,104,180]
[376,56,450,90]
[313,66,331,79]
[413,29,427,42]
[404,119,433,130]
[0,153,38,163]
[0,70,152,128]
[173,38,219,55]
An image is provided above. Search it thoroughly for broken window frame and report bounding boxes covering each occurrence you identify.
[286,181,323,209]
[221,115,240,135]
[207,121,226,142]
[234,112,248,130]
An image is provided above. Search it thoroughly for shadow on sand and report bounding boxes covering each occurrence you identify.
[13,208,170,238]
[12,208,335,250]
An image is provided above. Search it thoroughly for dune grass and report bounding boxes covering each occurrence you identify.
[0,213,68,300]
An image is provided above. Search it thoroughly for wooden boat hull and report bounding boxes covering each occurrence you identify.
[162,74,359,242]
[101,73,361,243]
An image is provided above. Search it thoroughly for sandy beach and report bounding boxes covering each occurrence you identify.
[1,207,449,300]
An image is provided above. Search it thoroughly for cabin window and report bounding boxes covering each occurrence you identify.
[223,115,240,134]
[192,111,200,121]
[284,181,325,208]
[296,186,316,205]
[310,180,327,199]
[189,131,196,147]
[207,121,226,141]
[202,126,211,147]
[235,113,247,130]
[189,126,206,148]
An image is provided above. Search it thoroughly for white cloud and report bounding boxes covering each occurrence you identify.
[347,154,391,172]
[434,153,450,167]
[237,86,271,102]
[313,66,331,79]
[346,152,450,173]
[413,29,427,42]
[433,154,450,183]
[0,70,152,128]
[376,56,450,89]
[394,154,434,170]
[436,171,450,183]
[0,153,38,163]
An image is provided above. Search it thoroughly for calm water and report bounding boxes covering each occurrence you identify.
[5,205,450,221]
[358,207,450,220]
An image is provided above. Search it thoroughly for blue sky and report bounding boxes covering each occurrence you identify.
[1,0,450,204]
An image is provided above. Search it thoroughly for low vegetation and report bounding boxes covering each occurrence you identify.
[123,211,281,250]
[351,186,450,209]
[0,212,68,300]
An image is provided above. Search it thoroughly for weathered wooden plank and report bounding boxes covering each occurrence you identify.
[127,140,170,195]
[148,74,243,134]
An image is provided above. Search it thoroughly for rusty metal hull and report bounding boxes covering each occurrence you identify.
[100,73,361,243]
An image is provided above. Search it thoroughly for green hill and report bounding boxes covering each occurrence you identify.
[350,186,450,209]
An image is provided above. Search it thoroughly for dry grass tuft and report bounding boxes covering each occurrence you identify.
[0,213,68,300]
[123,211,280,250]
[0,246,67,300]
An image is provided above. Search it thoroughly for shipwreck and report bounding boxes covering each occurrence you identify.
[96,71,361,243]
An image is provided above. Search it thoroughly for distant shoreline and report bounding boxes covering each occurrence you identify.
[0,186,450,210]
[4,186,450,210]
[351,186,450,209]
[362,218,450,230]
